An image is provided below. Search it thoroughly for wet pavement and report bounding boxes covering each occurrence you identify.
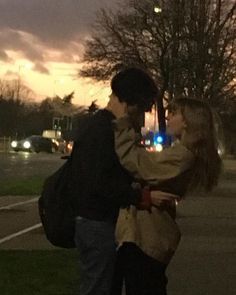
[0,154,235,294]
[167,194,236,295]
[166,157,236,295]
[0,151,64,181]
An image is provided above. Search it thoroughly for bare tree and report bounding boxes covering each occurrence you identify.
[0,79,34,101]
[81,0,236,132]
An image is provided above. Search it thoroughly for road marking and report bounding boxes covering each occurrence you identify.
[0,223,42,245]
[0,197,38,210]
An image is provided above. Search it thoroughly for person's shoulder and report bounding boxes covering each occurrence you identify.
[93,109,115,124]
[173,142,193,157]
[72,109,115,142]
[91,109,116,135]
[168,142,194,166]
[161,142,194,165]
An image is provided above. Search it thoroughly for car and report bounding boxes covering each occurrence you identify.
[41,129,73,154]
[11,135,56,153]
[46,138,73,154]
[50,138,67,153]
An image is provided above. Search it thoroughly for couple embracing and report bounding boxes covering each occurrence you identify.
[71,68,221,295]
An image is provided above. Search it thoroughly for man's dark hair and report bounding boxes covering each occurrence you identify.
[111,67,158,112]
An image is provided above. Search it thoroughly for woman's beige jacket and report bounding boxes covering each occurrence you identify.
[114,117,194,265]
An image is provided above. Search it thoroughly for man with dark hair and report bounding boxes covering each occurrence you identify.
[72,67,158,295]
[111,67,157,112]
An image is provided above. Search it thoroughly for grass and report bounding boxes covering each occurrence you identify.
[0,177,44,196]
[0,174,79,294]
[0,158,234,197]
[0,250,79,295]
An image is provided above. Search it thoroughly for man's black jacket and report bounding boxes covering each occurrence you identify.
[70,109,141,224]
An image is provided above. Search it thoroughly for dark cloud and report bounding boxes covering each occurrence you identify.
[0,28,45,62]
[0,0,117,49]
[0,0,119,68]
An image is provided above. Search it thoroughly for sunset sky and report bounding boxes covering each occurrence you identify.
[0,0,119,107]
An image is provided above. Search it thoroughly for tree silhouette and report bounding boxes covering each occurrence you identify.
[87,100,99,114]
[62,91,74,105]
[81,0,236,132]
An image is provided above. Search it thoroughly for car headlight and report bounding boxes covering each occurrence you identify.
[11,141,18,148]
[23,141,31,149]
[155,144,163,152]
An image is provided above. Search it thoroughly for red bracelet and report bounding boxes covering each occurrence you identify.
[138,187,151,209]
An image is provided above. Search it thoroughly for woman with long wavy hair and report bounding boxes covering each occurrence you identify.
[109,98,222,295]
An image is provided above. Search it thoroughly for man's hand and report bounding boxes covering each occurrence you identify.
[151,191,180,207]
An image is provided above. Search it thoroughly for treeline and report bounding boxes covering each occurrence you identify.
[0,93,86,139]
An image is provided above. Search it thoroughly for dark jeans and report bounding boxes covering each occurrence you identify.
[74,217,117,295]
[111,243,168,295]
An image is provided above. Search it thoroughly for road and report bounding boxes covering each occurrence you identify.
[167,157,236,295]
[0,151,65,181]
[0,151,65,249]
[0,154,236,294]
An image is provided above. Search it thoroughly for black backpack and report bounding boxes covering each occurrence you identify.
[38,156,76,248]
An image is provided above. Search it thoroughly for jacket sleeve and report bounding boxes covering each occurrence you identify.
[114,117,194,186]
[92,119,142,207]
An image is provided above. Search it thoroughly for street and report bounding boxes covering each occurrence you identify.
[167,196,236,294]
[0,154,235,294]
[0,151,64,181]
[166,157,236,294]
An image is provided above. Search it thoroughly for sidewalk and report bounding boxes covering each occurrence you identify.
[166,195,236,295]
[1,158,236,294]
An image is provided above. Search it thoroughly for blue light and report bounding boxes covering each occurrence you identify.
[156,135,163,144]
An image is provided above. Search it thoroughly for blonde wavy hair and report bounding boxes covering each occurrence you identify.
[168,98,222,192]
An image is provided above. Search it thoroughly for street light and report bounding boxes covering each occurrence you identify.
[154,6,162,14]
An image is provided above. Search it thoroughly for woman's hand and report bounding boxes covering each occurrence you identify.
[151,191,180,207]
